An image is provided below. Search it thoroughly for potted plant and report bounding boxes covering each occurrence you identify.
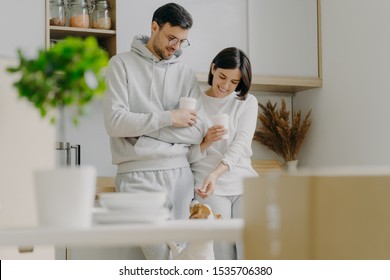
[253,98,312,172]
[6,36,109,228]
[6,36,108,142]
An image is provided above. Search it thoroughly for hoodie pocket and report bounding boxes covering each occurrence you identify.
[133,136,189,159]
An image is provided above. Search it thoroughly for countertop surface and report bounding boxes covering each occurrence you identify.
[0,219,243,247]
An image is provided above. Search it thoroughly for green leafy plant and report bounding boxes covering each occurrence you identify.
[6,36,108,126]
[253,99,312,163]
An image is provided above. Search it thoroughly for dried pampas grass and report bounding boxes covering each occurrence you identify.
[253,99,312,162]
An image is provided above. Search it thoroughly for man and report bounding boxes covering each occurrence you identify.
[102,3,204,259]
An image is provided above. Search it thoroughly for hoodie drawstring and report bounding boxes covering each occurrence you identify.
[162,62,170,107]
[150,59,170,108]
[149,57,156,101]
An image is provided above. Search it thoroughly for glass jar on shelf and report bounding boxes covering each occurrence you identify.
[91,0,112,30]
[68,0,90,28]
[49,0,66,26]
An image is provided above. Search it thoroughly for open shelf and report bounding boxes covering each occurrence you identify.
[45,0,117,58]
[196,72,322,93]
[50,26,116,38]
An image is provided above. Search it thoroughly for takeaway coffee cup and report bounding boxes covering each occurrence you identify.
[212,114,229,140]
[179,97,197,110]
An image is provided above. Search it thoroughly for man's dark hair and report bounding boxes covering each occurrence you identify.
[152,2,193,29]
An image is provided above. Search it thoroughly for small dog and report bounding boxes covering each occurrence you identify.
[167,199,222,260]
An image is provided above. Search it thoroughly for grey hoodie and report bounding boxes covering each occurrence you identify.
[103,35,204,173]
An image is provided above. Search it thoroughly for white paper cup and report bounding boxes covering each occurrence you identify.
[212,114,229,139]
[179,97,197,110]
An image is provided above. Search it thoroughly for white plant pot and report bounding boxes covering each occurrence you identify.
[285,160,299,174]
[34,166,96,228]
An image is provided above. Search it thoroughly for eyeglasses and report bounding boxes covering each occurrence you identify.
[160,28,190,49]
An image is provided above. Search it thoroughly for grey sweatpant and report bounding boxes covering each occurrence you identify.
[115,167,195,259]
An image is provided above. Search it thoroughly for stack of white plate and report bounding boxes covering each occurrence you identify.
[93,192,170,224]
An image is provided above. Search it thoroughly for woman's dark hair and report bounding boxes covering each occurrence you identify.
[152,3,193,29]
[208,47,252,100]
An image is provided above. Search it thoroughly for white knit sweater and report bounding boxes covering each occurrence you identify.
[189,91,259,196]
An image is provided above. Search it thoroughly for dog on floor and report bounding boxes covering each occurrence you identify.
[167,199,222,260]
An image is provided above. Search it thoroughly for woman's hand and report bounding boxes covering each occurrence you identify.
[195,173,217,199]
[200,125,227,151]
[195,162,229,199]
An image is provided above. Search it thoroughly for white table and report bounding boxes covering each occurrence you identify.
[0,220,243,247]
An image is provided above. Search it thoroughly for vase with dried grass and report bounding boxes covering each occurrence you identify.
[253,99,312,172]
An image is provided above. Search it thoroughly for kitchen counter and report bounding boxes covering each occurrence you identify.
[0,219,243,247]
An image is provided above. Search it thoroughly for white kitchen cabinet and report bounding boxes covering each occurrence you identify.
[1,56,56,260]
[0,246,54,260]
[248,0,322,92]
[0,220,242,260]
[0,2,55,260]
[116,0,321,93]
[248,0,319,77]
[116,0,247,72]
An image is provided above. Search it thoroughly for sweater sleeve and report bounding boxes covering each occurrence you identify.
[102,56,172,138]
[221,95,259,170]
[146,74,206,145]
[187,144,207,164]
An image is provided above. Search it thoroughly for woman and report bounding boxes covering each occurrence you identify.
[189,47,259,260]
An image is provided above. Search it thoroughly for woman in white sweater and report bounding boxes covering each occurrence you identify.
[190,47,259,260]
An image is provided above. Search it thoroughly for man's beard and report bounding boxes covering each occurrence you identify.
[153,42,173,60]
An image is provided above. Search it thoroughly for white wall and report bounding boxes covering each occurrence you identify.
[294,0,390,168]
[63,100,116,176]
[0,0,45,58]
[252,92,292,162]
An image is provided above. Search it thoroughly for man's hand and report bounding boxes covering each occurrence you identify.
[171,109,197,127]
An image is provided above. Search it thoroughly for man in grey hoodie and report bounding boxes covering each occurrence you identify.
[103,3,205,259]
